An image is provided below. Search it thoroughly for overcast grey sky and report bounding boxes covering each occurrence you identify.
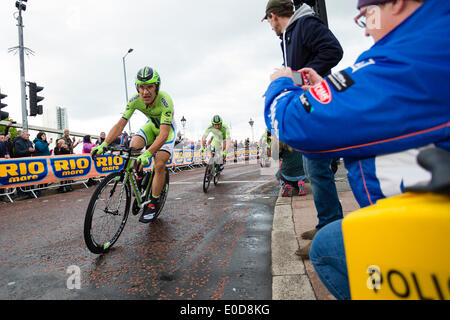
[0,0,373,142]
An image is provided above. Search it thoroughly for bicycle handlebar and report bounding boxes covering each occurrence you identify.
[91,145,141,158]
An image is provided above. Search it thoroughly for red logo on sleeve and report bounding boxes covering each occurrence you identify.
[310,80,332,104]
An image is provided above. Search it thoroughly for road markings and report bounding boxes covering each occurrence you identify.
[171,181,271,185]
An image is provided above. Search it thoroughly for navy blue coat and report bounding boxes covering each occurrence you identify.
[282,14,343,77]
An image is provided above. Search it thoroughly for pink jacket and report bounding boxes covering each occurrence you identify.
[82,142,96,154]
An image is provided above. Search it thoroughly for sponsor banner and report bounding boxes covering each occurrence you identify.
[0,148,260,188]
[173,150,185,165]
[193,151,202,163]
[0,155,96,188]
[50,156,92,179]
[0,158,49,187]
[92,154,126,175]
[184,150,194,164]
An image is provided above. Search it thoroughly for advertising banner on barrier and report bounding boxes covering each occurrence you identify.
[0,147,259,188]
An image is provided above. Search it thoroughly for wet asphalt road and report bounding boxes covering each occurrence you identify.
[0,162,279,300]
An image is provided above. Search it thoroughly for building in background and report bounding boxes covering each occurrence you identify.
[43,106,69,151]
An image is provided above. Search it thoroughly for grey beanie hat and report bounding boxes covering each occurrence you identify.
[357,0,391,9]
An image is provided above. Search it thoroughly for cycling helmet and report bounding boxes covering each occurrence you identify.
[135,66,161,94]
[211,115,222,125]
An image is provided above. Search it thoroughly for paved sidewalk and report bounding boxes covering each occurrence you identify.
[271,167,360,300]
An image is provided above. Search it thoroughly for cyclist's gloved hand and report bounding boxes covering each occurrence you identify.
[91,142,109,156]
[137,150,152,167]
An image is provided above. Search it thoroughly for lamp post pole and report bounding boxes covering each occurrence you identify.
[249,118,254,143]
[122,48,133,133]
[16,1,28,131]
[181,116,186,140]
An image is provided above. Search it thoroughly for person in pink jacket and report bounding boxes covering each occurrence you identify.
[82,135,96,154]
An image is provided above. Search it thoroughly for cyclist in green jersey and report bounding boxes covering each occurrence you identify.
[260,129,272,158]
[92,66,176,223]
[200,115,231,172]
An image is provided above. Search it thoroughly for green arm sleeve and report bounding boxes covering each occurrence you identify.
[160,96,174,125]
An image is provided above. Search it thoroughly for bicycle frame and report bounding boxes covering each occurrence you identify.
[101,146,154,211]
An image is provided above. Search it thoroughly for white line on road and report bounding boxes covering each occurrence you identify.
[171,181,271,185]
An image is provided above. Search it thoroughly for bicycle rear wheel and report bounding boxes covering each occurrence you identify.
[155,167,170,219]
[84,172,131,254]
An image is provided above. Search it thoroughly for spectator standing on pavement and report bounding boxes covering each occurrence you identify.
[120,131,130,148]
[0,133,10,158]
[82,135,96,154]
[13,132,35,197]
[262,0,344,259]
[33,132,52,196]
[62,128,80,154]
[96,132,106,145]
[82,135,97,186]
[11,129,22,157]
[277,140,307,197]
[54,139,73,192]
[265,0,447,299]
[33,132,51,156]
[14,131,34,158]
[4,133,13,158]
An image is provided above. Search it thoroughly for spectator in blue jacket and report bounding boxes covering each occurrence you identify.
[0,133,10,158]
[262,0,344,259]
[14,131,34,158]
[33,132,51,156]
[265,0,444,299]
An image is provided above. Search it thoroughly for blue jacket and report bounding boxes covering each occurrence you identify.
[281,4,343,76]
[265,0,450,207]
[33,138,50,156]
[0,141,9,158]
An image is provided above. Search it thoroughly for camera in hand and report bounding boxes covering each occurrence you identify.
[292,70,306,86]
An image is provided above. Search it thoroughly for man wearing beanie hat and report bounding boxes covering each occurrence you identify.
[263,0,345,260]
[264,0,449,300]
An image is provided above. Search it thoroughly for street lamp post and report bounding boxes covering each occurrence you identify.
[122,48,133,133]
[11,1,29,131]
[181,116,186,140]
[249,118,255,143]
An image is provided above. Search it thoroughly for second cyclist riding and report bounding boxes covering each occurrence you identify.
[200,115,231,193]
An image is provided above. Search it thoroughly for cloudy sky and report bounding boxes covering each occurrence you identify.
[0,0,373,143]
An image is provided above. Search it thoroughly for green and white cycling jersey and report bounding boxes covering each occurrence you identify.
[123,91,176,154]
[203,124,231,151]
[260,131,272,148]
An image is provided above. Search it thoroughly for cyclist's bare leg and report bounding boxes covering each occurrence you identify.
[151,151,170,197]
[130,135,146,153]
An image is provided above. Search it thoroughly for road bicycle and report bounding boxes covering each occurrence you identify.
[84,145,169,254]
[259,144,271,168]
[202,147,223,193]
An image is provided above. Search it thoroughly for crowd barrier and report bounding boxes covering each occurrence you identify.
[0,147,260,202]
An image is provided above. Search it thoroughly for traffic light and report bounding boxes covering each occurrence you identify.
[0,91,8,121]
[15,0,27,11]
[28,82,44,116]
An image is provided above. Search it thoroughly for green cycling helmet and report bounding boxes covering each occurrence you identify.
[135,66,161,94]
[211,115,222,125]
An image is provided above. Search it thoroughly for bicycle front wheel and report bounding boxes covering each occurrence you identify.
[84,172,131,254]
[203,162,212,193]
